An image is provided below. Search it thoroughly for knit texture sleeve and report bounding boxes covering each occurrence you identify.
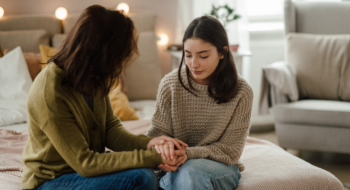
[185,86,253,167]
[146,78,174,138]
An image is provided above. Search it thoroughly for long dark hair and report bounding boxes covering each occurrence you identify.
[49,5,139,97]
[178,16,239,104]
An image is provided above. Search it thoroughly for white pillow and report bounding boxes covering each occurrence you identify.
[0,46,32,127]
[263,61,299,101]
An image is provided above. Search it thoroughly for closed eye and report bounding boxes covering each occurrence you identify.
[200,56,209,59]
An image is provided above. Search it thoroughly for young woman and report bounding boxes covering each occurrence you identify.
[147,16,253,189]
[21,5,187,190]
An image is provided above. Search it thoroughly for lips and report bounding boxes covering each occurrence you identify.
[192,70,203,75]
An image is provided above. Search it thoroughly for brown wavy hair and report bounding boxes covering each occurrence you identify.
[178,16,239,104]
[49,5,139,97]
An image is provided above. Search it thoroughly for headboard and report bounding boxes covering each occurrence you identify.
[0,10,162,100]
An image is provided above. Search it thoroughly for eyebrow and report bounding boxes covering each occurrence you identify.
[184,50,211,54]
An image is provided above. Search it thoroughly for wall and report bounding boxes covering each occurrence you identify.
[0,0,178,75]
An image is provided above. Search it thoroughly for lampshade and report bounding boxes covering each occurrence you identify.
[0,7,4,18]
[116,3,130,14]
[55,7,68,20]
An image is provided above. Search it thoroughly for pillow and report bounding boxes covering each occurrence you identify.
[23,52,42,81]
[0,46,32,126]
[39,45,138,120]
[39,44,57,70]
[3,48,42,81]
[109,84,139,121]
[286,33,350,100]
[262,61,299,101]
[125,32,162,100]
[0,30,49,53]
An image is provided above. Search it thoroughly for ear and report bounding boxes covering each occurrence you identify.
[220,46,229,59]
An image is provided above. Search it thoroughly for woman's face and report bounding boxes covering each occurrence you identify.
[184,38,224,80]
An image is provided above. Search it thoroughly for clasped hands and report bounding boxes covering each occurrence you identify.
[147,135,188,172]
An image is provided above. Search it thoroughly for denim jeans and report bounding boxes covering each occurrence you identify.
[160,159,241,190]
[26,168,158,190]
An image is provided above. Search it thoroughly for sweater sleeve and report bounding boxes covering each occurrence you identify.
[146,78,174,138]
[104,96,154,151]
[40,95,162,178]
[185,87,253,166]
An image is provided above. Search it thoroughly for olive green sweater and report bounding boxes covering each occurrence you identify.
[21,62,162,189]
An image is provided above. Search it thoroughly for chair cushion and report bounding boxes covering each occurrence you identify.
[273,100,350,128]
[286,33,350,100]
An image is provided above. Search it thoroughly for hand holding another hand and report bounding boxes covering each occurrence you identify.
[158,149,188,172]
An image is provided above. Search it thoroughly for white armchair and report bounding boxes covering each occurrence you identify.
[260,0,350,154]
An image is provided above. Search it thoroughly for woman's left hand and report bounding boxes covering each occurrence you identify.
[158,149,188,172]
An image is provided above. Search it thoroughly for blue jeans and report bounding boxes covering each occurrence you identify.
[160,159,241,190]
[31,168,158,190]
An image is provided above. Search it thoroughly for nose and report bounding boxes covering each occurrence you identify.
[190,57,199,69]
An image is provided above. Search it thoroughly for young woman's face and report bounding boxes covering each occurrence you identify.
[184,38,224,80]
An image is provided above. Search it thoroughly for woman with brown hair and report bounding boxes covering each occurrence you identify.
[21,5,187,190]
[147,15,253,189]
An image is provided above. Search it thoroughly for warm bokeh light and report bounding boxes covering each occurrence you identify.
[0,7,4,18]
[116,3,130,14]
[55,7,67,20]
[158,33,169,46]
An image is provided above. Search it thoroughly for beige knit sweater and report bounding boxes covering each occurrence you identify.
[147,68,253,171]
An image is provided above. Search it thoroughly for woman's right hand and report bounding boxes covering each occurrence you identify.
[155,140,187,161]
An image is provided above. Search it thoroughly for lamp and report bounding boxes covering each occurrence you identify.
[55,7,68,20]
[157,33,169,46]
[0,7,4,18]
[116,3,130,14]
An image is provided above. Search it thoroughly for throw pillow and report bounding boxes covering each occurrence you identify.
[39,44,57,70]
[109,83,139,121]
[3,48,42,81]
[286,33,350,100]
[0,46,32,126]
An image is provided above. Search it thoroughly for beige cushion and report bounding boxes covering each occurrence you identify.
[64,11,156,34]
[0,30,49,53]
[125,32,161,100]
[52,34,66,49]
[339,57,350,101]
[286,33,350,100]
[0,15,61,39]
[273,100,350,128]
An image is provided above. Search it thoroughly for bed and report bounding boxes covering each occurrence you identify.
[0,10,344,190]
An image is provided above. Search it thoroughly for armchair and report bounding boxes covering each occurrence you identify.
[260,0,350,154]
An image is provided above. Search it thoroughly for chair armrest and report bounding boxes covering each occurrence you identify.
[259,61,299,115]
